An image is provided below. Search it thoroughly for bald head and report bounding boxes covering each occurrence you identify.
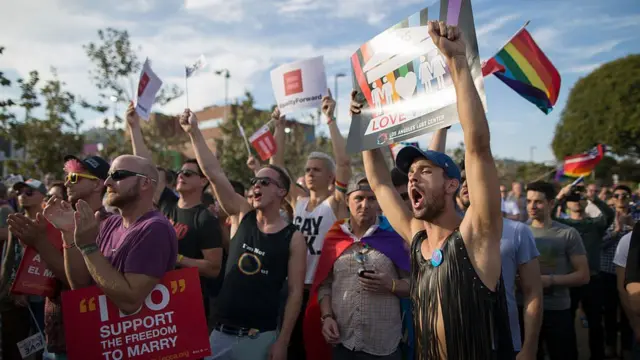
[112,155,159,185]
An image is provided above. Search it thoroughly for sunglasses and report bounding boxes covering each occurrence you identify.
[250,177,281,189]
[108,169,157,183]
[66,172,99,184]
[18,188,34,197]
[177,170,201,178]
[613,193,629,200]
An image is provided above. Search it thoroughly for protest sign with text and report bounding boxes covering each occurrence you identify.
[10,223,62,297]
[135,58,163,121]
[249,125,277,161]
[345,0,486,153]
[270,56,328,115]
[62,268,210,360]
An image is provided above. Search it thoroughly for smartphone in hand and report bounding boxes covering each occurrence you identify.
[358,269,375,278]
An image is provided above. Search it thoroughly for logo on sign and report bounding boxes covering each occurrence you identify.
[138,73,150,97]
[283,69,303,96]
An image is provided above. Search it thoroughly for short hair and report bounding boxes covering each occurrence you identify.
[614,184,632,194]
[264,164,291,196]
[49,181,68,200]
[183,159,204,176]
[229,180,245,196]
[391,168,408,187]
[526,181,556,201]
[307,152,336,174]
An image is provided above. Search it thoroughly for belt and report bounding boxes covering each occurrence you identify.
[215,323,261,338]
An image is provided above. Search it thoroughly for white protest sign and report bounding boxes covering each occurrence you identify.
[17,333,45,359]
[270,56,327,115]
[135,59,163,121]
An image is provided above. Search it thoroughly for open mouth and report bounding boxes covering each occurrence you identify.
[410,187,425,209]
[253,189,263,202]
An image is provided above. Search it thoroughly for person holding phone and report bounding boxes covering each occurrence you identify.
[305,174,411,360]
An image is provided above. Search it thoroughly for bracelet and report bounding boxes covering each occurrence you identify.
[63,242,76,250]
[327,116,336,125]
[335,180,347,194]
[177,254,184,263]
[391,279,397,293]
[320,313,334,322]
[78,243,99,257]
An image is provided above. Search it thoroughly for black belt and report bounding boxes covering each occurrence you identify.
[214,323,261,338]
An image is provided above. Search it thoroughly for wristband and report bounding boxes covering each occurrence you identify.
[177,254,184,263]
[321,313,334,322]
[335,180,347,194]
[327,116,336,125]
[391,279,397,293]
[78,243,99,257]
[63,242,76,250]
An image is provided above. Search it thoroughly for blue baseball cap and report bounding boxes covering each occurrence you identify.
[395,146,461,182]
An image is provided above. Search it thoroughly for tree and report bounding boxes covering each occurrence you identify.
[552,55,640,159]
[218,92,332,186]
[83,28,183,166]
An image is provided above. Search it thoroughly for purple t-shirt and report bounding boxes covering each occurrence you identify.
[97,210,177,278]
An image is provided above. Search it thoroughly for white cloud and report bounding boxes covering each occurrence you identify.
[558,39,627,59]
[184,0,248,22]
[564,63,602,75]
[476,13,521,39]
[275,0,424,24]
[115,0,157,13]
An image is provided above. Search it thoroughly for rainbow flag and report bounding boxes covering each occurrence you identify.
[563,144,605,177]
[482,28,561,114]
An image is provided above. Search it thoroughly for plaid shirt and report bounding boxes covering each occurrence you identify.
[600,221,633,274]
[318,221,409,356]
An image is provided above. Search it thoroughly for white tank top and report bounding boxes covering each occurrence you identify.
[293,197,337,284]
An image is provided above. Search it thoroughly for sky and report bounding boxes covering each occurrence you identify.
[1,0,639,163]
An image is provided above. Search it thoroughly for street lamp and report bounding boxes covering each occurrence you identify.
[334,73,346,116]
[215,69,231,122]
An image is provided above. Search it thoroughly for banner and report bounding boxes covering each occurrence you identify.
[11,223,63,297]
[249,125,277,161]
[345,0,485,153]
[270,56,327,115]
[135,58,163,121]
[62,268,210,360]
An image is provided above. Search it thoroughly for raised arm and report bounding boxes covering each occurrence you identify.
[126,102,153,160]
[323,90,351,205]
[429,21,501,244]
[269,107,304,207]
[428,127,449,152]
[180,109,251,217]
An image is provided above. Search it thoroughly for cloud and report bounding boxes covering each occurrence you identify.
[115,0,157,13]
[275,0,423,24]
[184,0,248,22]
[563,63,602,75]
[557,39,627,59]
[476,13,521,39]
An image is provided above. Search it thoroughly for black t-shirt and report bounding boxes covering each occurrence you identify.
[625,222,640,285]
[158,188,222,292]
[215,210,295,331]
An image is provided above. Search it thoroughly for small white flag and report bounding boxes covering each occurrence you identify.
[135,58,163,121]
[185,55,207,78]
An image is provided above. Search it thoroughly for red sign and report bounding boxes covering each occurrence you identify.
[138,72,150,97]
[62,268,211,360]
[11,223,63,297]
[249,125,277,161]
[283,69,303,96]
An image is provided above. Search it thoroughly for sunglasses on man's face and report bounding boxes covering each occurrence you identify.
[177,169,201,178]
[250,177,281,188]
[66,172,99,184]
[18,188,34,197]
[108,169,156,183]
[613,193,629,200]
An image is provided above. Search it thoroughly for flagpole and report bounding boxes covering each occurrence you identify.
[486,20,531,61]
[185,72,189,108]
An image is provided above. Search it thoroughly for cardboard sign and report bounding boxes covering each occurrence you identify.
[270,56,327,115]
[11,223,63,297]
[249,125,277,161]
[62,268,210,360]
[17,332,45,359]
[345,0,485,153]
[135,59,163,121]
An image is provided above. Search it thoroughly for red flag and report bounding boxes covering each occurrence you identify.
[563,144,605,177]
[249,125,277,161]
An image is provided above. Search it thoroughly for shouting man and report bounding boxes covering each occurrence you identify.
[358,21,513,359]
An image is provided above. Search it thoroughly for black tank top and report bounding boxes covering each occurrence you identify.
[215,210,295,331]
[411,230,514,360]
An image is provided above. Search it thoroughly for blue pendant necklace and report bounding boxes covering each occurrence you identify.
[431,249,444,267]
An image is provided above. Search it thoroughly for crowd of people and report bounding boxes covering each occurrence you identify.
[1,21,640,360]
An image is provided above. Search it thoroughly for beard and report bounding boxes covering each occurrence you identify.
[412,187,446,221]
[106,180,141,208]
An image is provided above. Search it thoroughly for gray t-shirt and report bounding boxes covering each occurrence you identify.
[529,221,586,311]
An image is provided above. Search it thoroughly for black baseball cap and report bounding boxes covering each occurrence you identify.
[64,155,110,180]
